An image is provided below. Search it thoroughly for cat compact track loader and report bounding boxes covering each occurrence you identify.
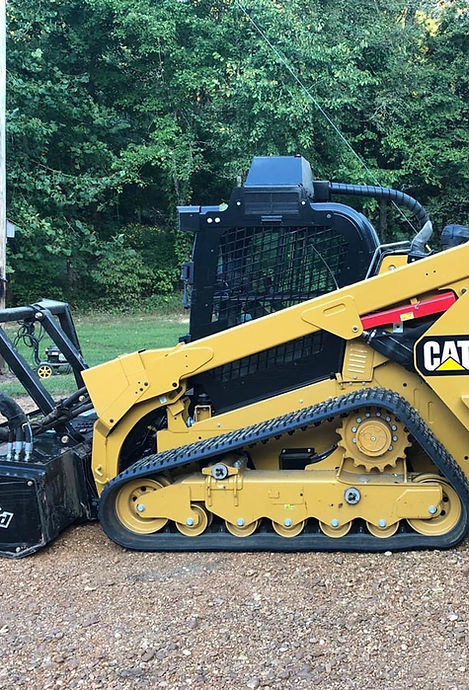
[2,154,469,558]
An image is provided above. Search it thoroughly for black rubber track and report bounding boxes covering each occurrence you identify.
[99,388,469,552]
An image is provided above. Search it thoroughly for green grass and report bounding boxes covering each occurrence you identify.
[1,312,189,397]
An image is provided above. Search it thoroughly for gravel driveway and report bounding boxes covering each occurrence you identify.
[1,523,469,689]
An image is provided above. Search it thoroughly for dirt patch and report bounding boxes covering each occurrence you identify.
[0,371,19,385]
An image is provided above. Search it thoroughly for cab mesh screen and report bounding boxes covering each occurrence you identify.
[212,224,348,327]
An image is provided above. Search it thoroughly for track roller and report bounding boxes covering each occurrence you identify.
[319,521,352,538]
[176,504,209,537]
[272,520,305,537]
[366,521,399,538]
[225,520,259,537]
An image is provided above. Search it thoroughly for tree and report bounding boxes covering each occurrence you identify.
[6,0,469,306]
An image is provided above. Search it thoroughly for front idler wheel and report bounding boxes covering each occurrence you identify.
[115,478,169,534]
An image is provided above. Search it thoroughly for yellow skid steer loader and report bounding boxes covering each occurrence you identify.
[1,155,469,556]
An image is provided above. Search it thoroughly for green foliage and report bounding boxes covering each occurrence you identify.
[89,234,154,308]
[5,0,469,306]
[88,226,187,308]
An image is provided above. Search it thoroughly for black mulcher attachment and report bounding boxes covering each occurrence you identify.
[0,301,96,558]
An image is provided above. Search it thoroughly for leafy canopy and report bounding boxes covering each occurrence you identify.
[6,0,469,306]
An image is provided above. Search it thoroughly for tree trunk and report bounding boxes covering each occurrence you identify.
[379,198,388,244]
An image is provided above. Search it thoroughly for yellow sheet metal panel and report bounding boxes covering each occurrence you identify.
[302,295,362,339]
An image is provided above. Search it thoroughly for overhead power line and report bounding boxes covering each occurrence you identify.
[233,0,417,232]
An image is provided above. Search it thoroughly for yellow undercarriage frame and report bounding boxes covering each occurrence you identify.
[113,456,461,540]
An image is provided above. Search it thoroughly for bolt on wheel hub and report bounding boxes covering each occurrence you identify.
[356,420,391,456]
[337,408,410,472]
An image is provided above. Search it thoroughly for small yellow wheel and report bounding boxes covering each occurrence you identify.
[176,504,209,537]
[225,519,259,537]
[115,478,169,534]
[319,520,352,538]
[366,521,399,538]
[37,364,53,379]
[407,474,461,536]
[272,520,305,538]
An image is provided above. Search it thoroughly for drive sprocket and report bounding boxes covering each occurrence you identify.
[337,407,410,472]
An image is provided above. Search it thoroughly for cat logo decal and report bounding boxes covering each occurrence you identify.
[416,336,469,376]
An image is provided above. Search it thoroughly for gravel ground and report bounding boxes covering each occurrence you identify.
[1,396,469,688]
[1,524,469,690]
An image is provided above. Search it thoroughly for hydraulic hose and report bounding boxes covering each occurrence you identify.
[30,399,93,435]
[0,391,33,460]
[62,386,88,407]
[329,182,429,229]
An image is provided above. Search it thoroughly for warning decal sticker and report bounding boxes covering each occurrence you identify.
[416,336,469,376]
[0,508,14,529]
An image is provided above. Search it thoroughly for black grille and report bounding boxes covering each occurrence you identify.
[243,191,300,215]
[212,225,348,328]
[210,332,325,385]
